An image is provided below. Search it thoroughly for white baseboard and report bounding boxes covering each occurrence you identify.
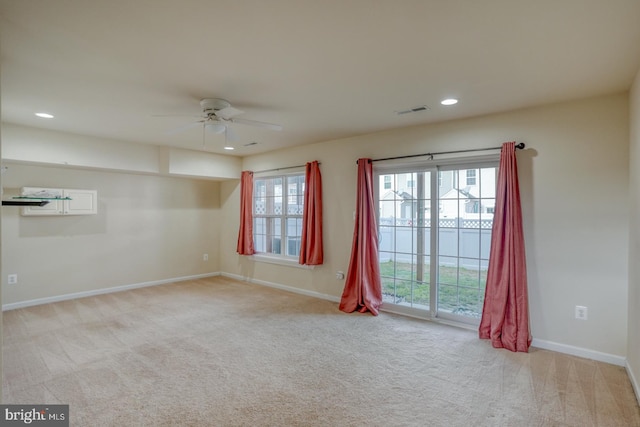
[223,273,629,368]
[3,271,632,377]
[531,338,626,367]
[627,361,640,406]
[1,272,221,311]
[221,272,341,303]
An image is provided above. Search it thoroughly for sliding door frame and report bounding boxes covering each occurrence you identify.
[374,154,499,326]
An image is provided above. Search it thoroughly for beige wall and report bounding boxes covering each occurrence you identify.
[628,68,640,399]
[221,93,630,358]
[2,124,242,179]
[0,62,3,396]
[1,164,220,305]
[0,91,632,363]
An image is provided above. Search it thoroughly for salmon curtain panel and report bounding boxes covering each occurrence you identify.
[236,170,255,256]
[299,161,324,265]
[339,158,382,315]
[479,142,531,352]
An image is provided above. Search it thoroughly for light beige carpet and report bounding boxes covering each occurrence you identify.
[3,276,639,426]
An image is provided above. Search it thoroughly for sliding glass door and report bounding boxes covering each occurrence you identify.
[377,161,497,324]
[379,171,433,310]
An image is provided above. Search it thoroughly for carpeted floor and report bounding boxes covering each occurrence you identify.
[3,276,639,426]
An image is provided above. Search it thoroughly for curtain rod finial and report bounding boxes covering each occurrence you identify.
[515,142,525,150]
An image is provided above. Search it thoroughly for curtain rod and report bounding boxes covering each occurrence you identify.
[253,162,321,174]
[364,142,525,163]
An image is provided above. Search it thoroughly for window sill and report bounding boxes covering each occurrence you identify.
[249,254,316,270]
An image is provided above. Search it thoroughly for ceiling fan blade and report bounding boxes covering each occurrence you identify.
[166,120,204,135]
[231,117,283,131]
[225,126,239,142]
[215,106,244,120]
[152,114,202,118]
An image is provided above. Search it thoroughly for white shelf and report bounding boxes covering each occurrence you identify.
[20,187,97,216]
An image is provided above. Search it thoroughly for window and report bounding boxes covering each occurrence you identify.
[377,162,498,324]
[466,169,477,186]
[465,199,480,213]
[384,175,392,189]
[253,173,305,258]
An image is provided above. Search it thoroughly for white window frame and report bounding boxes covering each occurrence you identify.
[375,154,499,326]
[252,171,305,263]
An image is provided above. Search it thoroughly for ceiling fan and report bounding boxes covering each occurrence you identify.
[163,98,283,140]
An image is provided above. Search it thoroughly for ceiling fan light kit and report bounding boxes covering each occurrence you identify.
[205,123,226,134]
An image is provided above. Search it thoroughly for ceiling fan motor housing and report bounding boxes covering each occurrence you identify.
[200,98,230,114]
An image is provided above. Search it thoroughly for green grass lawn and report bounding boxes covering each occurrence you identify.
[379,260,487,317]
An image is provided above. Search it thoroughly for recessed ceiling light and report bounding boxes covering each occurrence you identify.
[440,98,458,106]
[223,146,235,151]
[35,112,54,118]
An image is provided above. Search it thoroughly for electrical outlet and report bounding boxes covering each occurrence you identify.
[575,305,588,320]
[8,274,18,285]
[203,253,208,261]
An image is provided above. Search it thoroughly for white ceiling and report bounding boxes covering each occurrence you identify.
[2,0,640,156]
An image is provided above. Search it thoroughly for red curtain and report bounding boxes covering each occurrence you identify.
[299,161,323,265]
[479,142,531,352]
[236,170,255,255]
[339,159,382,315]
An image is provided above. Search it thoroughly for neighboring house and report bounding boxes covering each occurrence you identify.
[379,169,496,221]
[439,187,495,219]
[379,189,420,220]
